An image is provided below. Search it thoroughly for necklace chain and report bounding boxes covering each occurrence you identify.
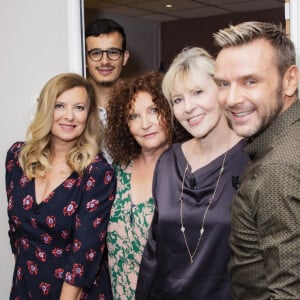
[179,143,228,264]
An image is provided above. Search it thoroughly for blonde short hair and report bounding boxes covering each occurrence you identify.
[162,47,215,103]
[213,21,296,77]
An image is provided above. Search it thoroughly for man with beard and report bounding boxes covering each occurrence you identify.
[85,18,129,125]
[214,21,300,299]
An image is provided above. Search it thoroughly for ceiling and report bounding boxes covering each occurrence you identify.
[84,0,284,22]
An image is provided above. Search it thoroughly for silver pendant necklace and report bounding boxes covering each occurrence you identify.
[179,142,228,264]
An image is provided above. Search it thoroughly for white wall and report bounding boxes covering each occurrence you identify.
[289,0,300,65]
[0,1,83,298]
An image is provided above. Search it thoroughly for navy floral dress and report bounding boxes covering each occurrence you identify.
[6,142,116,300]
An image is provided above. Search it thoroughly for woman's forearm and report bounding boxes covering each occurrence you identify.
[59,281,82,300]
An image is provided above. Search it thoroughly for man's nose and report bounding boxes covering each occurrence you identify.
[226,83,243,107]
[100,51,111,64]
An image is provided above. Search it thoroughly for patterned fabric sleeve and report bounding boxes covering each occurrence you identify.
[5,142,24,254]
[63,155,116,288]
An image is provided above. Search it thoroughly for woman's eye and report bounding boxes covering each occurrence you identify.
[194,90,203,96]
[128,114,138,120]
[75,105,85,111]
[150,107,158,114]
[172,98,183,105]
[54,103,64,110]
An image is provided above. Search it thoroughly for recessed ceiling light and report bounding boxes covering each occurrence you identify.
[166,4,173,8]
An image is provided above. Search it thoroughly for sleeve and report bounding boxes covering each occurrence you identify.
[63,157,116,288]
[5,142,23,254]
[135,161,160,300]
[256,163,300,298]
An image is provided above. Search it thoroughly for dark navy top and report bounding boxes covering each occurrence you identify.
[136,140,249,300]
[6,142,116,300]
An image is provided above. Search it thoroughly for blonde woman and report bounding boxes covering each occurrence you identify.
[136,48,249,299]
[5,73,116,299]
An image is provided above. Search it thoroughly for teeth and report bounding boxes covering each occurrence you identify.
[188,115,202,122]
[233,111,252,117]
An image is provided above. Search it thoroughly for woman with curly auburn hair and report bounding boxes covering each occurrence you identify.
[106,71,173,300]
[5,73,116,300]
[105,72,173,165]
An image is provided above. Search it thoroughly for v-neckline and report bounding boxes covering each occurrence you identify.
[33,172,75,206]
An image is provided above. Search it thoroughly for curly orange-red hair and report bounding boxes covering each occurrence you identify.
[106,72,175,165]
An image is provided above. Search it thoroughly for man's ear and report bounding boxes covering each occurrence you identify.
[123,50,129,66]
[283,65,299,97]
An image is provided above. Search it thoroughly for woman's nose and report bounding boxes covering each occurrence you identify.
[64,109,74,121]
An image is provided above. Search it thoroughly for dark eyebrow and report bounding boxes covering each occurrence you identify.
[242,74,259,79]
[213,77,225,83]
[88,47,122,51]
[88,48,101,52]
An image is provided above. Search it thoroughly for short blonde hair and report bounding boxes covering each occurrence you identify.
[20,73,102,179]
[213,21,296,77]
[162,47,215,103]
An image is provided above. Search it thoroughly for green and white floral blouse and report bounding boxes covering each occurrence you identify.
[107,163,155,300]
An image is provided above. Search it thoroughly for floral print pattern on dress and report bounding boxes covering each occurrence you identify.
[6,142,116,299]
[107,163,155,300]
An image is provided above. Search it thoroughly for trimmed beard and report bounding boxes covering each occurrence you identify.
[98,80,117,88]
[254,78,284,137]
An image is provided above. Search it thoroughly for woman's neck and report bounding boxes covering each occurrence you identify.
[49,141,73,163]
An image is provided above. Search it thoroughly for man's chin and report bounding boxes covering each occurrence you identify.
[98,79,119,88]
[231,124,258,138]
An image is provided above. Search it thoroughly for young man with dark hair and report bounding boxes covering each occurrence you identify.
[85,18,129,115]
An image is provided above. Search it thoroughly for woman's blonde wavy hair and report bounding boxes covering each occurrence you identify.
[19,73,102,179]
